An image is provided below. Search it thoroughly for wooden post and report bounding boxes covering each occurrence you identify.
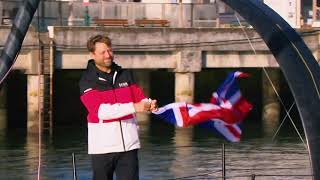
[313,0,317,23]
[48,38,54,136]
[179,0,183,27]
[190,3,194,27]
[58,1,63,26]
[0,1,3,25]
[296,0,302,28]
[68,1,74,26]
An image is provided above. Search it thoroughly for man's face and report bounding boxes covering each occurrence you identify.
[91,42,114,72]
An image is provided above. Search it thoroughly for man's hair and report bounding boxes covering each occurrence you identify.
[87,34,112,52]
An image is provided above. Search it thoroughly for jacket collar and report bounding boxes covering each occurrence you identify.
[86,59,122,75]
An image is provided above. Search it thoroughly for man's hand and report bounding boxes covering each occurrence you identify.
[133,101,151,113]
[149,99,158,112]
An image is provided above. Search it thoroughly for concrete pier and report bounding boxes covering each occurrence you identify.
[262,69,281,136]
[172,51,196,176]
[1,26,320,133]
[27,75,43,134]
[174,50,201,103]
[26,134,40,177]
[170,127,195,178]
[175,73,195,103]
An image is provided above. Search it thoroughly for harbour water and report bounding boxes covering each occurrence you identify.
[0,121,311,180]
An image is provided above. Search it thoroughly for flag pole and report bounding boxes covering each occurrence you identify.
[222,143,226,180]
[72,153,78,180]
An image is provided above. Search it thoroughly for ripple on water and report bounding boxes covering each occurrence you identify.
[0,126,312,180]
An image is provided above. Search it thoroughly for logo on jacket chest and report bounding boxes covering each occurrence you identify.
[119,82,129,87]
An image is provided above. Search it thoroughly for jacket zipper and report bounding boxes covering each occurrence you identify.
[112,71,126,151]
[118,121,126,151]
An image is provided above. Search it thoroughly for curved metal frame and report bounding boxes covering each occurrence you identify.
[221,0,320,179]
[0,0,40,84]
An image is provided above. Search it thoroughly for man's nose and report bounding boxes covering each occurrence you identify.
[105,51,111,58]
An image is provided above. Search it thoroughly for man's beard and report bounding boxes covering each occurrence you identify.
[104,61,112,67]
[104,57,113,67]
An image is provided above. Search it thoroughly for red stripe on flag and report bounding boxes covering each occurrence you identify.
[226,125,241,139]
[179,106,189,127]
[231,97,253,123]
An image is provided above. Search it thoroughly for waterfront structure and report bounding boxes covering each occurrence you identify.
[0,0,319,28]
[0,0,320,136]
[1,25,320,134]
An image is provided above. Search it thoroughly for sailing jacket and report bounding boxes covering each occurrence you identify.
[79,60,146,154]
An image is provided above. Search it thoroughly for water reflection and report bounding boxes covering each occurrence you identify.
[25,134,39,179]
[170,127,195,178]
[0,120,312,180]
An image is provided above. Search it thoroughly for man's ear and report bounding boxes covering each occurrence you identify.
[89,52,94,59]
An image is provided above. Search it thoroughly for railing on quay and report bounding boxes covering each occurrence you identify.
[0,0,249,30]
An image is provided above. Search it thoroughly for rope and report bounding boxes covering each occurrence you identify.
[262,69,306,146]
[234,14,307,148]
[37,5,42,180]
[272,102,295,141]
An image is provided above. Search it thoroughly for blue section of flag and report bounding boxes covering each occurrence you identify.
[216,72,240,100]
[154,105,177,125]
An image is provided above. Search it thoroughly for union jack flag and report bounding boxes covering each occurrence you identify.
[153,71,252,142]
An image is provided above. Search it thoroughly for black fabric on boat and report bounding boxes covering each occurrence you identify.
[0,0,40,84]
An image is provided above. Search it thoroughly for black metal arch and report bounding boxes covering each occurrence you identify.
[0,0,40,84]
[220,0,320,179]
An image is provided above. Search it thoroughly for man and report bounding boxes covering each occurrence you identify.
[79,34,157,180]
